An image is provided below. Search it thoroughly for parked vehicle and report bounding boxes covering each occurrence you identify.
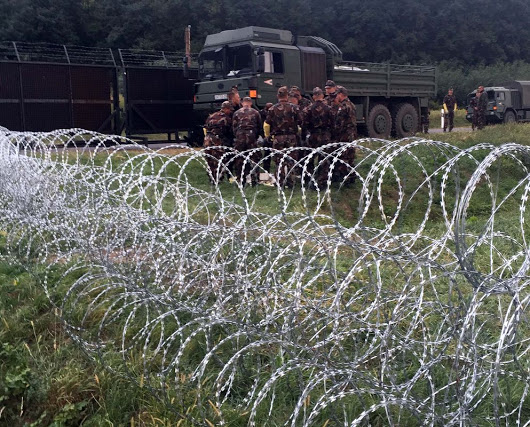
[466,81,530,125]
[193,26,437,138]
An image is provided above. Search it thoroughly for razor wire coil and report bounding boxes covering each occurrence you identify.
[1,128,530,425]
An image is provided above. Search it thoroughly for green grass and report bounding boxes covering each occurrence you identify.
[429,107,470,129]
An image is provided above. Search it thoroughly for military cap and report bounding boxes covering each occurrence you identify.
[277,86,289,97]
[336,85,348,95]
[312,87,323,96]
[290,85,301,92]
[324,80,336,88]
[221,101,231,109]
[242,96,252,103]
[288,90,298,98]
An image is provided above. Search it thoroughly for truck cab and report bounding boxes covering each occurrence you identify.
[194,27,318,111]
[466,87,517,124]
[466,81,530,124]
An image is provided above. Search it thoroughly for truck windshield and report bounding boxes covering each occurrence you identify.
[199,45,253,79]
[199,49,224,79]
[226,45,253,76]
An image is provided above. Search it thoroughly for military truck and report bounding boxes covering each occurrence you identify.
[466,81,530,125]
[193,26,437,138]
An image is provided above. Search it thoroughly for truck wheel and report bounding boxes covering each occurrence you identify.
[367,104,392,139]
[393,103,419,138]
[504,110,516,123]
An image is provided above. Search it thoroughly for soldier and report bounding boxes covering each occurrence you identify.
[324,80,338,106]
[288,90,299,106]
[288,90,305,148]
[203,101,233,183]
[290,85,312,112]
[443,88,457,132]
[232,96,262,186]
[260,102,274,173]
[266,86,302,187]
[302,87,333,187]
[332,85,357,184]
[475,85,488,130]
[228,90,241,114]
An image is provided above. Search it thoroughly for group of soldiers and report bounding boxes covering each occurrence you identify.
[439,85,488,132]
[203,80,357,188]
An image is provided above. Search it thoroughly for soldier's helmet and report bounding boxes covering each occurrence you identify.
[242,96,252,103]
[221,101,231,109]
[325,80,336,88]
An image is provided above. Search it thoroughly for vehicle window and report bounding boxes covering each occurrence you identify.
[495,92,505,101]
[199,49,223,78]
[487,91,495,101]
[226,45,253,76]
[263,51,284,74]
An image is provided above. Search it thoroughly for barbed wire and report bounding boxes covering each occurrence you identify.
[1,128,530,425]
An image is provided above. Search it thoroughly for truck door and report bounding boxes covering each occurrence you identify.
[255,46,301,105]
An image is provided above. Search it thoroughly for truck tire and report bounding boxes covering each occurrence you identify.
[366,104,392,139]
[393,103,419,138]
[504,110,516,123]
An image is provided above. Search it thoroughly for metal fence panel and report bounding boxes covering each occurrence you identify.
[124,67,197,134]
[0,62,23,130]
[0,42,119,133]
[120,49,198,136]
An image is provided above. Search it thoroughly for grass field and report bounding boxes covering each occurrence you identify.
[429,107,470,129]
[2,123,530,425]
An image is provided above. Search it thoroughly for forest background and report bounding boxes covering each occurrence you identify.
[1,0,530,105]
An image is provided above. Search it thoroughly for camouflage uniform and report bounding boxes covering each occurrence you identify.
[476,91,488,130]
[325,91,338,106]
[203,107,233,182]
[332,96,357,184]
[302,99,333,186]
[443,93,457,132]
[298,96,312,112]
[324,80,338,106]
[228,101,241,116]
[266,99,302,186]
[232,106,262,185]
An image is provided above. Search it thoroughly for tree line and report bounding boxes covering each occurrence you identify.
[1,0,530,104]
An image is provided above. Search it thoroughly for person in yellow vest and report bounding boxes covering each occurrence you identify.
[443,88,457,132]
